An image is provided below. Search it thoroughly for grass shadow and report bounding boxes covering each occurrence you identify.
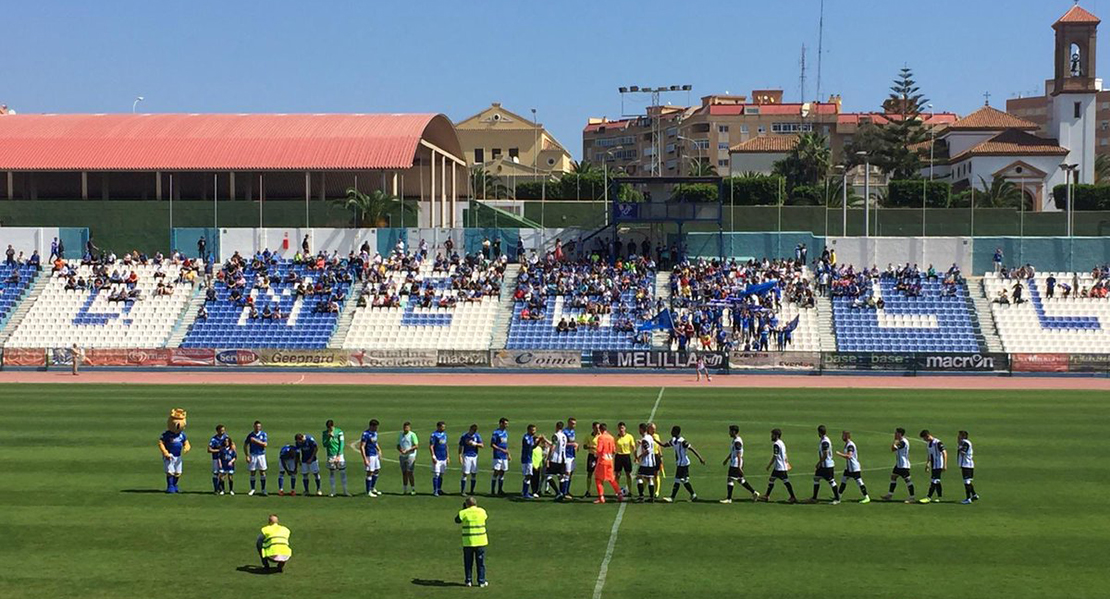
[120,489,213,495]
[237,565,280,575]
[411,578,466,587]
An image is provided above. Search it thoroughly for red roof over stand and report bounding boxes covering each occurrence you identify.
[0,113,459,171]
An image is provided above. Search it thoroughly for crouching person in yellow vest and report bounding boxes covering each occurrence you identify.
[454,496,488,587]
[256,514,292,572]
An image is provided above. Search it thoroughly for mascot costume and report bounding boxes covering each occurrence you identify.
[158,408,191,493]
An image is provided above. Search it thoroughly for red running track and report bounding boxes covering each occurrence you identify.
[0,370,1108,390]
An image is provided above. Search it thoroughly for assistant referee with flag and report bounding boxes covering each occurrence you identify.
[454,496,489,587]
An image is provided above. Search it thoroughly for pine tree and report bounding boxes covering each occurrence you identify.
[877,67,929,179]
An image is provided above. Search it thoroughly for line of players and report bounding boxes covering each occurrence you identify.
[186,417,980,505]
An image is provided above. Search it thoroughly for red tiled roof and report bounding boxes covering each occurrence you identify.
[952,129,1068,160]
[707,103,839,116]
[583,119,632,133]
[837,112,958,126]
[1056,5,1100,25]
[0,113,455,171]
[945,106,1039,131]
[730,135,799,153]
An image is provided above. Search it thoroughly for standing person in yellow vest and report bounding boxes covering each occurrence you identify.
[454,496,488,587]
[256,514,292,573]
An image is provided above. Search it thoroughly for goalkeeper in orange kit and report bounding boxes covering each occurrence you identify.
[592,423,624,504]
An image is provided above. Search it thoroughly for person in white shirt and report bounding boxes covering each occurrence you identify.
[919,430,947,504]
[635,423,659,503]
[957,430,979,504]
[660,425,705,503]
[807,425,842,504]
[761,428,797,503]
[835,431,870,503]
[720,425,759,504]
[882,428,917,503]
[545,421,570,501]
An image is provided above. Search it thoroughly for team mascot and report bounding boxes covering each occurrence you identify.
[158,408,191,493]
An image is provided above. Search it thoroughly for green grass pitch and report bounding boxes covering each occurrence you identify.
[1,383,1107,598]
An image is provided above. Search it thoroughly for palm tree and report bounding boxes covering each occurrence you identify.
[824,176,863,207]
[1096,153,1110,184]
[332,188,418,227]
[977,176,1022,208]
[686,158,719,177]
[570,160,600,176]
[773,132,831,189]
[469,166,508,200]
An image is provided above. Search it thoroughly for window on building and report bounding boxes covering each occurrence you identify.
[718,125,729,133]
[1101,121,1109,131]
[666,127,677,137]
[744,107,760,115]
[1075,102,1082,119]
[718,159,729,167]
[492,148,502,159]
[740,125,750,134]
[771,122,814,134]
[757,126,766,134]
[665,159,677,170]
[509,148,519,159]
[473,148,484,164]
[718,142,729,150]
[1102,138,1108,146]
[665,143,676,154]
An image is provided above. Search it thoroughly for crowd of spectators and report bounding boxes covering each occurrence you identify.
[207,249,351,320]
[514,251,656,345]
[819,260,964,309]
[666,257,812,352]
[355,246,505,310]
[54,248,202,303]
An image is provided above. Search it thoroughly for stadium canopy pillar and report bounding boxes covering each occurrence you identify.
[304,171,310,203]
[155,171,162,200]
[80,172,88,200]
[430,148,437,227]
[6,171,11,199]
[441,153,447,228]
[228,172,235,200]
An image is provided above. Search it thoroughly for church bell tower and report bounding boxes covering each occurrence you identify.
[1051,3,1100,183]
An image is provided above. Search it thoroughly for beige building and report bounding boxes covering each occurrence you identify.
[455,103,573,175]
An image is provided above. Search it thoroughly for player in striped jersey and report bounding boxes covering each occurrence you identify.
[808,425,842,504]
[761,428,797,503]
[835,431,870,503]
[720,425,759,504]
[635,423,659,502]
[957,430,979,504]
[881,428,917,503]
[545,421,570,501]
[918,430,947,504]
[661,425,705,503]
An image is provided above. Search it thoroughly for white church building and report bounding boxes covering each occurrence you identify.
[929,4,1099,211]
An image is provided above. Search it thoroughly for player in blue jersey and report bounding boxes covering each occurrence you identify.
[489,418,510,496]
[245,421,269,496]
[295,433,322,496]
[207,424,228,494]
[278,442,300,496]
[458,424,484,496]
[564,417,579,498]
[520,424,538,499]
[429,421,450,496]
[359,419,383,497]
[218,438,237,495]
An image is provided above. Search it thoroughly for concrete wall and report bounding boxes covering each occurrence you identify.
[0,227,86,259]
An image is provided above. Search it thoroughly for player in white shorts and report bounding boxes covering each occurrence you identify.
[429,421,450,496]
[359,419,383,497]
[244,420,269,496]
[489,418,510,496]
[207,424,228,494]
[458,424,484,496]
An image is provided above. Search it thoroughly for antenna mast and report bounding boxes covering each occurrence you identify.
[816,0,825,104]
[799,44,807,104]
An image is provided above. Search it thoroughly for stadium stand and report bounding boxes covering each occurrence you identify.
[827,263,981,352]
[506,256,656,350]
[668,258,821,352]
[0,262,41,330]
[984,269,1110,352]
[180,252,352,349]
[342,251,505,350]
[6,257,195,348]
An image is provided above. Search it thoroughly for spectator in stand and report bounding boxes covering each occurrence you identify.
[993,248,1004,273]
[1012,281,1025,304]
[5,244,14,266]
[1045,274,1056,299]
[29,250,41,271]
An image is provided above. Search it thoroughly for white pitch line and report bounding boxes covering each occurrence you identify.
[592,386,665,599]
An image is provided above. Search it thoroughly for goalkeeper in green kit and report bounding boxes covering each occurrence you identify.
[323,420,350,496]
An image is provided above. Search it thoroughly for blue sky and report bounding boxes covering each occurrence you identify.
[2,0,1105,158]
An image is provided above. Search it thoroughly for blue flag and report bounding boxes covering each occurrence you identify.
[638,308,675,332]
[784,315,800,333]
